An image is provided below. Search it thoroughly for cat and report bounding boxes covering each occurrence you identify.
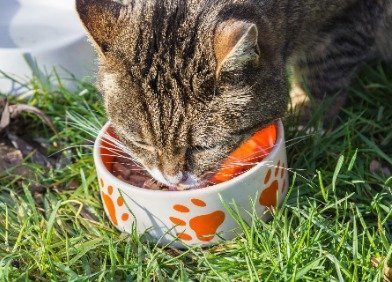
[76,0,391,188]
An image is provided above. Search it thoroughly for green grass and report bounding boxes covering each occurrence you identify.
[0,63,391,281]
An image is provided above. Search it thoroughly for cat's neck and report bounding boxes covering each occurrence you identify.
[267,0,360,59]
[222,0,360,62]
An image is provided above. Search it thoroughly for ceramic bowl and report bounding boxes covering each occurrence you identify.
[0,0,95,94]
[94,121,289,248]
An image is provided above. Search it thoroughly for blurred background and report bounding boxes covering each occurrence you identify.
[0,0,96,94]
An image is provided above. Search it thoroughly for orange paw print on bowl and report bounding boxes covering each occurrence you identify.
[259,160,287,208]
[169,199,226,242]
[100,178,130,225]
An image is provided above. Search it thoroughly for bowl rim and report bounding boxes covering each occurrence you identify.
[0,0,86,53]
[93,119,285,197]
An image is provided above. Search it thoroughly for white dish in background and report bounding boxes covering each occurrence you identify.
[0,0,96,94]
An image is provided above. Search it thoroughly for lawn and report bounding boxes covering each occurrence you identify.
[0,62,391,281]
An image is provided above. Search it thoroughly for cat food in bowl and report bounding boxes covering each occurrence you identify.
[94,120,288,248]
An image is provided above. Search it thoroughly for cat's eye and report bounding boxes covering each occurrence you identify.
[132,140,155,152]
[187,145,217,154]
[190,146,211,151]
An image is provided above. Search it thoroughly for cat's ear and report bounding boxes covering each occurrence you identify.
[76,0,124,56]
[214,21,260,77]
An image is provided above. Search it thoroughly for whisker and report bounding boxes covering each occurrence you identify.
[102,137,134,159]
[108,162,146,171]
[66,111,146,169]
[99,144,130,155]
[101,154,144,168]
[199,132,317,166]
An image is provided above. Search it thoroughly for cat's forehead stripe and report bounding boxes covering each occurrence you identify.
[110,1,227,148]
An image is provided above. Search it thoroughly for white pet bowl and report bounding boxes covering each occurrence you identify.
[0,0,96,94]
[94,121,289,248]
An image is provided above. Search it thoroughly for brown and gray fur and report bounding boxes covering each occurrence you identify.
[76,0,392,187]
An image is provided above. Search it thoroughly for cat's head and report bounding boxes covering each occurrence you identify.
[77,0,288,187]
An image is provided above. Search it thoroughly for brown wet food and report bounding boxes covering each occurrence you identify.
[111,157,171,190]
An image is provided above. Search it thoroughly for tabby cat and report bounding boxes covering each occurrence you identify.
[76,0,391,188]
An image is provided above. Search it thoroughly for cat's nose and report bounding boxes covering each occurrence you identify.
[148,168,201,188]
[164,172,184,185]
[147,168,186,186]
